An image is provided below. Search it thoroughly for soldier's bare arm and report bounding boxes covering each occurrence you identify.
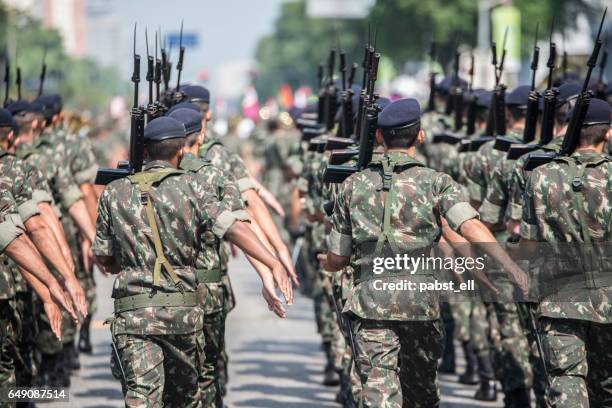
[24,213,88,316]
[225,220,293,308]
[458,218,529,295]
[38,201,75,272]
[249,175,286,217]
[68,198,96,243]
[4,234,79,321]
[243,188,299,286]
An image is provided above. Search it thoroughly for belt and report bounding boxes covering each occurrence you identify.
[114,292,198,314]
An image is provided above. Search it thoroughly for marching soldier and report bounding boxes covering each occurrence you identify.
[92,116,291,406]
[520,99,612,407]
[322,98,528,407]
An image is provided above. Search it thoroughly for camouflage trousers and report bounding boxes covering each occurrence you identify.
[201,311,226,408]
[452,301,471,343]
[353,318,444,408]
[470,301,492,359]
[540,317,612,408]
[0,299,18,400]
[14,291,37,387]
[112,331,205,408]
[486,300,533,392]
[314,292,335,345]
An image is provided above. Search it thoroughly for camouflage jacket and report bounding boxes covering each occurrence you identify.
[0,183,25,299]
[93,160,238,335]
[420,111,457,176]
[179,152,247,314]
[466,130,522,205]
[16,135,83,213]
[0,151,43,299]
[508,137,564,222]
[520,150,612,323]
[48,126,99,185]
[198,132,255,194]
[330,151,478,321]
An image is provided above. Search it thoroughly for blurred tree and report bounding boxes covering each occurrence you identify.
[254,0,366,100]
[254,0,598,99]
[1,4,126,113]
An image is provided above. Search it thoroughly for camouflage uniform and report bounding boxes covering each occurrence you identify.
[467,130,534,396]
[521,150,612,407]
[0,164,31,398]
[17,131,83,385]
[198,133,255,394]
[0,151,48,389]
[94,160,239,407]
[49,126,99,316]
[330,151,479,407]
[179,152,247,407]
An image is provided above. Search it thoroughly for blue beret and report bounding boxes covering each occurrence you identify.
[557,82,581,105]
[36,94,62,114]
[167,101,201,116]
[182,85,210,104]
[29,101,45,115]
[506,85,531,108]
[475,90,492,109]
[168,108,202,135]
[6,100,30,115]
[0,108,16,130]
[582,98,611,126]
[436,76,468,94]
[144,117,186,142]
[377,97,391,111]
[377,98,421,130]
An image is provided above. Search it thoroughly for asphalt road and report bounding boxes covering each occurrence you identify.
[42,254,503,407]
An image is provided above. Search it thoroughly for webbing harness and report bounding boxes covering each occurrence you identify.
[128,169,185,291]
[556,155,611,290]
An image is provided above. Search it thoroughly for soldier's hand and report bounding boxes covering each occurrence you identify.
[42,301,63,341]
[48,282,79,323]
[505,263,530,297]
[258,188,286,218]
[272,261,294,305]
[64,276,89,318]
[261,273,286,318]
[278,249,300,288]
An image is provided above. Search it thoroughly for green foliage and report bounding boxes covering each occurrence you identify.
[254,0,595,99]
[1,5,126,113]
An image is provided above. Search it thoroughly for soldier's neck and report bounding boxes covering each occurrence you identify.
[575,143,605,154]
[386,147,416,157]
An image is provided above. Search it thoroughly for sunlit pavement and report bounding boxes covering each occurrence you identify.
[41,254,502,407]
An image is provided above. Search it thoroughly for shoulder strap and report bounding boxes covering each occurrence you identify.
[199,138,223,159]
[372,156,425,256]
[128,169,185,290]
[179,156,212,173]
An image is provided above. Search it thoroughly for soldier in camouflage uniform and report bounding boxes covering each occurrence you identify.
[176,88,298,395]
[12,97,95,387]
[38,95,100,355]
[324,98,528,407]
[464,85,535,406]
[169,107,290,406]
[520,99,612,407]
[93,117,290,407]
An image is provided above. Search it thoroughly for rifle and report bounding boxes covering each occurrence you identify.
[324,49,380,183]
[540,18,559,146]
[465,52,477,136]
[38,47,47,97]
[463,36,506,152]
[15,44,21,101]
[95,24,146,185]
[175,20,185,92]
[145,29,155,120]
[524,8,607,171]
[427,41,437,112]
[3,55,9,106]
[335,48,349,138]
[507,24,543,159]
[323,48,338,131]
[595,45,608,99]
[161,31,171,93]
[452,52,464,132]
